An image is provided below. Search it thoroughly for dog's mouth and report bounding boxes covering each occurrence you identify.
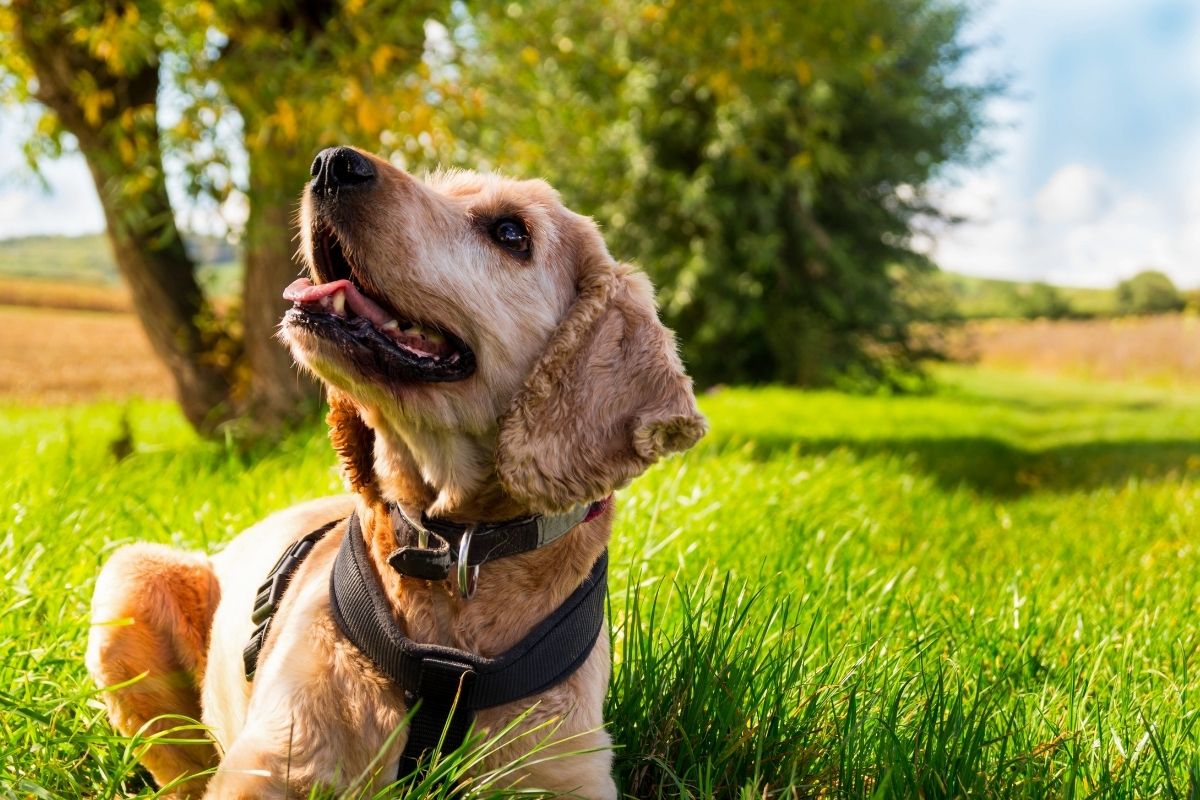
[282,226,476,383]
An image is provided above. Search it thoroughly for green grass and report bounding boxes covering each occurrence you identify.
[2,366,1199,797]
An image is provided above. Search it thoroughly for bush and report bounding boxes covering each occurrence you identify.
[1015,282,1071,320]
[1116,270,1185,315]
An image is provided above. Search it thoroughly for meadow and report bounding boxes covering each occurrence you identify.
[952,315,1200,387]
[2,364,1198,797]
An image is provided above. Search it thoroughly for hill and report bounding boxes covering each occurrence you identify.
[934,271,1117,318]
[0,233,240,294]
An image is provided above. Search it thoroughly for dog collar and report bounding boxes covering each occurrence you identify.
[385,496,610,594]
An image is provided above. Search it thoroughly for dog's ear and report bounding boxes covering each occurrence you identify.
[326,388,380,504]
[496,254,707,514]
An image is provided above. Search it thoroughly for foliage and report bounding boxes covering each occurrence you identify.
[165,0,452,207]
[447,0,998,387]
[1116,269,1185,315]
[925,272,1123,320]
[0,1,1000,395]
[3,367,1200,796]
[1012,281,1071,320]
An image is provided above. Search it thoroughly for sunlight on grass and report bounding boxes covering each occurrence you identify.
[2,366,1198,797]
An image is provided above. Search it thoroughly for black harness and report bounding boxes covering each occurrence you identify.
[242,503,607,779]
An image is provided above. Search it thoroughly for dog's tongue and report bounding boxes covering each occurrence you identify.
[283,277,454,358]
[283,278,394,329]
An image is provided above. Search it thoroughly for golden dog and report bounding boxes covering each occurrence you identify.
[86,147,705,798]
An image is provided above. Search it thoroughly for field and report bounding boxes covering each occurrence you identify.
[0,305,172,404]
[951,314,1200,387]
[2,364,1199,797]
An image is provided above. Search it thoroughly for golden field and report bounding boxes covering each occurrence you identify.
[949,313,1200,386]
[0,276,132,314]
[0,305,173,403]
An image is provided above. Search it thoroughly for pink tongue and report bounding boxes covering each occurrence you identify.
[283,278,395,328]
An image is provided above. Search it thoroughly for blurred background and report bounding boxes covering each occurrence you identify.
[0,0,1196,432]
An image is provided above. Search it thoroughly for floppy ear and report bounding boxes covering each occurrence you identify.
[496,262,707,513]
[326,388,381,504]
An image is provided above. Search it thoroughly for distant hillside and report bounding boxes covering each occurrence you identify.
[0,233,240,295]
[936,272,1118,319]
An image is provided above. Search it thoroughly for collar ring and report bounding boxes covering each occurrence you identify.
[457,526,479,600]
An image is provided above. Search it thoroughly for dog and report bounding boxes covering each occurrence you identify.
[86,146,706,799]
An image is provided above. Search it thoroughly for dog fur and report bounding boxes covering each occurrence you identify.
[86,150,705,798]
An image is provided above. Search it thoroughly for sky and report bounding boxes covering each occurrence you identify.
[0,0,1198,288]
[932,0,1200,287]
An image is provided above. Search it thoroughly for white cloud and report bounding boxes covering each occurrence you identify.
[934,162,1200,288]
[1034,164,1111,225]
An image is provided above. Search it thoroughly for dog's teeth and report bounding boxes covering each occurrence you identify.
[331,290,346,315]
[402,324,423,335]
[380,319,400,332]
[424,330,446,346]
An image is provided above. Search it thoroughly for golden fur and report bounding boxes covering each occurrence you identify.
[86,151,705,798]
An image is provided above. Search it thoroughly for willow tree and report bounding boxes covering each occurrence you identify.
[0,0,449,431]
[454,0,998,388]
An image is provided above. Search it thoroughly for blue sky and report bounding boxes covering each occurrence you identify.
[1,0,1198,288]
[932,0,1200,287]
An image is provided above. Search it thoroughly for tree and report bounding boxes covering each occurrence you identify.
[173,0,447,422]
[0,0,450,432]
[2,0,233,432]
[1116,270,1185,315]
[448,0,997,387]
[1016,282,1071,320]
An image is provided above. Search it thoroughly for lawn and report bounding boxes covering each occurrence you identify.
[2,366,1199,798]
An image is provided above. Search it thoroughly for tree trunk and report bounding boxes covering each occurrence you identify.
[81,146,235,432]
[239,147,321,426]
[12,2,235,433]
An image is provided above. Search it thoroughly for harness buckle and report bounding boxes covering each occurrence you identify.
[250,536,318,625]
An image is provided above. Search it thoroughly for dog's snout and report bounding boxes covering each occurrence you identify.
[310,146,375,194]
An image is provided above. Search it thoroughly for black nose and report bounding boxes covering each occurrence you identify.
[310,146,375,194]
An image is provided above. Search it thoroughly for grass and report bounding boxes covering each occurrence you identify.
[2,366,1199,797]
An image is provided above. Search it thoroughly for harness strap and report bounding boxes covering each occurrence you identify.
[329,511,607,777]
[242,521,339,680]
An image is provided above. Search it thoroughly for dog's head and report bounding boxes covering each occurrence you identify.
[281,146,706,514]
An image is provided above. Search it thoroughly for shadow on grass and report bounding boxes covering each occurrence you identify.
[715,434,1200,496]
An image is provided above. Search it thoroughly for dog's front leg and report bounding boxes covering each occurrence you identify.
[204,730,402,799]
[202,754,277,798]
[202,731,314,800]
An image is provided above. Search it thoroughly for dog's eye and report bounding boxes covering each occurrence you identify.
[489,218,531,256]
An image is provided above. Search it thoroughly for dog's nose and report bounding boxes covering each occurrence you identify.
[310,146,375,194]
